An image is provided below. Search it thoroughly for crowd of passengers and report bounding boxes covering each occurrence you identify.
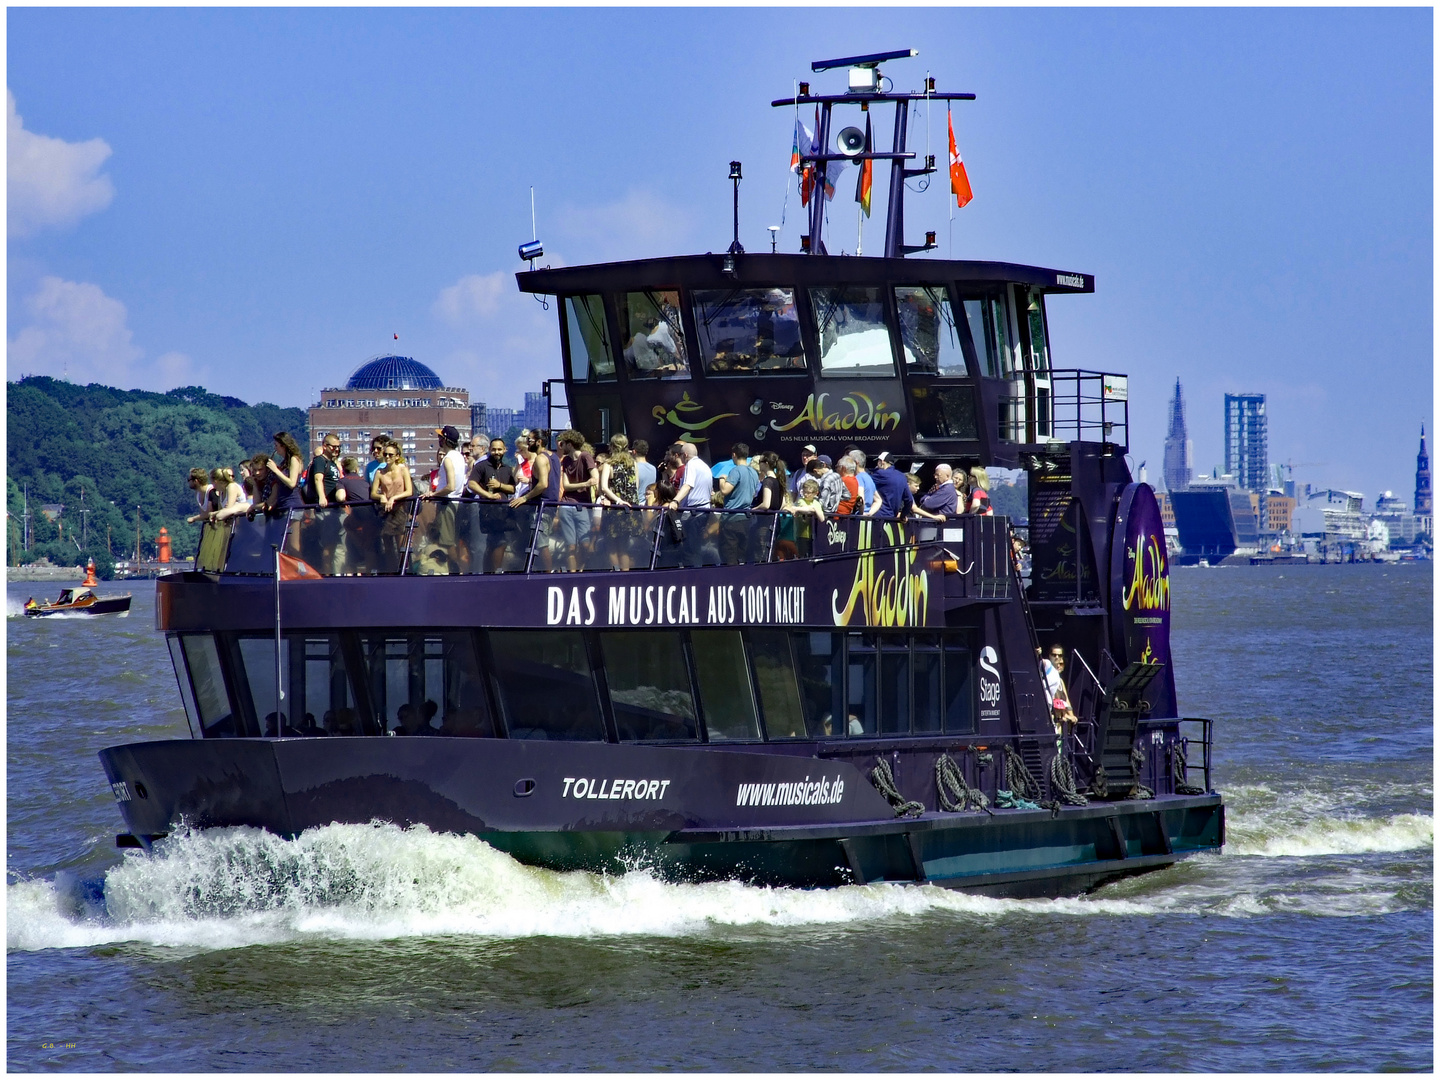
[187,425,997,574]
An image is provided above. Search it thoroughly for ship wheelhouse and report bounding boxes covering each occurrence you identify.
[519,254,1092,468]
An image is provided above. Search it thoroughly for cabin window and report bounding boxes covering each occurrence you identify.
[237,633,366,736]
[810,286,896,377]
[179,633,238,738]
[944,642,976,733]
[168,635,203,737]
[912,636,943,733]
[487,630,607,741]
[909,385,980,440]
[878,638,912,735]
[894,286,968,377]
[845,634,879,735]
[601,631,699,742]
[959,294,1010,379]
[691,630,762,741]
[747,629,808,738]
[620,290,689,379]
[564,294,616,383]
[1019,288,1050,373]
[691,288,807,374]
[792,631,843,738]
[360,632,494,737]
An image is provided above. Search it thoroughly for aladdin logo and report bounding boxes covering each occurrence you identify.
[978,646,1002,706]
[1123,534,1170,613]
[651,392,739,441]
[771,391,901,434]
[831,523,929,627]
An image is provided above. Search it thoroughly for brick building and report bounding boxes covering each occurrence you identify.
[309,355,470,467]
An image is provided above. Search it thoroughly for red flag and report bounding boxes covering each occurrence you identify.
[855,115,873,218]
[948,112,973,209]
[278,552,321,581]
[393,333,399,340]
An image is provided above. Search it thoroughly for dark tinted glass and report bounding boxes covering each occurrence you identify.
[488,631,607,741]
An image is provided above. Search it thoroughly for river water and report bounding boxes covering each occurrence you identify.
[6,565,1432,1070]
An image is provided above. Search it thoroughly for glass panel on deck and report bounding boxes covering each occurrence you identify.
[691,630,761,741]
[792,631,843,738]
[748,629,807,738]
[895,286,968,377]
[564,294,616,383]
[913,638,943,733]
[845,633,878,736]
[602,631,698,742]
[944,641,976,733]
[620,290,689,379]
[487,630,607,741]
[810,286,895,377]
[692,288,807,374]
[181,633,238,737]
[879,641,911,734]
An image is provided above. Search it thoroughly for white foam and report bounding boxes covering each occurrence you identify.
[1222,783,1433,857]
[6,814,1428,954]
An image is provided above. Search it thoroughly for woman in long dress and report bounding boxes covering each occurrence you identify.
[371,443,414,570]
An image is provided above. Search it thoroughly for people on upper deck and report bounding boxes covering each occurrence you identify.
[365,436,389,485]
[1042,643,1077,735]
[185,468,216,524]
[789,444,819,498]
[268,432,308,513]
[805,455,844,516]
[834,457,864,516]
[846,449,880,512]
[372,440,414,566]
[669,441,713,511]
[209,467,250,522]
[631,439,656,504]
[967,465,993,516]
[556,429,598,571]
[912,463,959,521]
[870,452,914,519]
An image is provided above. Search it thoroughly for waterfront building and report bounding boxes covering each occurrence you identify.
[1264,494,1296,535]
[1374,491,1418,547]
[1162,378,1192,493]
[309,355,470,464]
[1224,393,1268,493]
[1169,474,1260,563]
[1292,489,1367,556]
[1415,424,1432,515]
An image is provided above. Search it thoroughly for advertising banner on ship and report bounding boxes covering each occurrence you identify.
[1109,482,1175,714]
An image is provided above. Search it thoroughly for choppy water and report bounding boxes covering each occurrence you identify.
[7,566,1432,1070]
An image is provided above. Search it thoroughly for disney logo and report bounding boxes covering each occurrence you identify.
[770,401,795,412]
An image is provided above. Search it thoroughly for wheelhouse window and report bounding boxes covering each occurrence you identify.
[178,633,241,738]
[360,631,494,737]
[909,385,980,440]
[895,286,968,377]
[236,633,368,736]
[1018,287,1051,373]
[620,290,689,379]
[690,630,761,741]
[692,288,807,374]
[487,630,607,741]
[564,294,616,383]
[600,631,698,742]
[810,286,896,377]
[960,293,1011,379]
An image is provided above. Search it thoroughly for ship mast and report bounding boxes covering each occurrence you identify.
[771,49,974,258]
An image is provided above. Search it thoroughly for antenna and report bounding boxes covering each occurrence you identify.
[518,187,544,264]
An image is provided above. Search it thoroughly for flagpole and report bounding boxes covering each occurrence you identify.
[856,203,864,256]
[273,543,284,738]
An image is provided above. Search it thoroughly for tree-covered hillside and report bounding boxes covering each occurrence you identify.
[7,377,307,572]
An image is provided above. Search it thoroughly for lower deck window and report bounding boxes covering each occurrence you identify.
[600,631,698,742]
[487,630,606,741]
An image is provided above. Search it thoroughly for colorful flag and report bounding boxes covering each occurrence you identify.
[278,552,321,581]
[949,112,973,209]
[790,115,810,174]
[795,113,816,206]
[855,115,874,217]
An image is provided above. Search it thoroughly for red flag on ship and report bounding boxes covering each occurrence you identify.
[948,111,973,209]
[278,552,321,581]
[855,115,874,218]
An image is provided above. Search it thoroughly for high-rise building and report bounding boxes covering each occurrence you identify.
[523,391,549,432]
[1224,393,1268,493]
[309,355,470,466]
[1415,424,1432,515]
[1162,378,1192,493]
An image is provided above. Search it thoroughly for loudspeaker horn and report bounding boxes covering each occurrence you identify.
[836,126,866,157]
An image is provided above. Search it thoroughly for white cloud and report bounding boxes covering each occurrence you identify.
[430,269,561,406]
[7,276,199,390]
[553,189,694,263]
[433,271,508,326]
[8,90,115,239]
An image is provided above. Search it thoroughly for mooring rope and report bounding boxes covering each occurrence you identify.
[869,758,925,818]
[994,789,1040,810]
[1170,741,1206,796]
[1128,745,1155,800]
[935,753,990,814]
[1048,750,1089,806]
[1003,744,1061,816]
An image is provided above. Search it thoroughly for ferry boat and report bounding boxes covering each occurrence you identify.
[100,50,1222,897]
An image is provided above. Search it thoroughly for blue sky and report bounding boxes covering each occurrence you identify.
[7,8,1432,499]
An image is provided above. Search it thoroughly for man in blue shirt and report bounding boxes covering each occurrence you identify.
[870,452,914,518]
[632,439,657,503]
[846,450,882,515]
[718,442,760,564]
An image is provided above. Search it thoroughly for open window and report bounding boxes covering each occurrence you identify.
[810,286,896,377]
[620,290,689,379]
[692,288,807,374]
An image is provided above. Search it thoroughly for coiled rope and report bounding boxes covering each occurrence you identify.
[935,753,990,814]
[1170,741,1206,796]
[1048,750,1089,806]
[869,758,925,818]
[1003,744,1060,815]
[1128,745,1155,800]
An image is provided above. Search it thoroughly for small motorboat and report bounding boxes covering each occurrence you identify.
[23,587,133,618]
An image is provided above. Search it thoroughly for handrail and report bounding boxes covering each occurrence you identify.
[197,497,1002,579]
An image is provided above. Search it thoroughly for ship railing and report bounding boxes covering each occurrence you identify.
[1176,717,1214,793]
[196,499,997,578]
[1000,369,1129,450]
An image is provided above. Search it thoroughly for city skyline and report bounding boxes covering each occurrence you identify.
[7,8,1431,496]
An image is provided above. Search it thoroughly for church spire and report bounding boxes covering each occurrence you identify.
[1415,423,1431,515]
